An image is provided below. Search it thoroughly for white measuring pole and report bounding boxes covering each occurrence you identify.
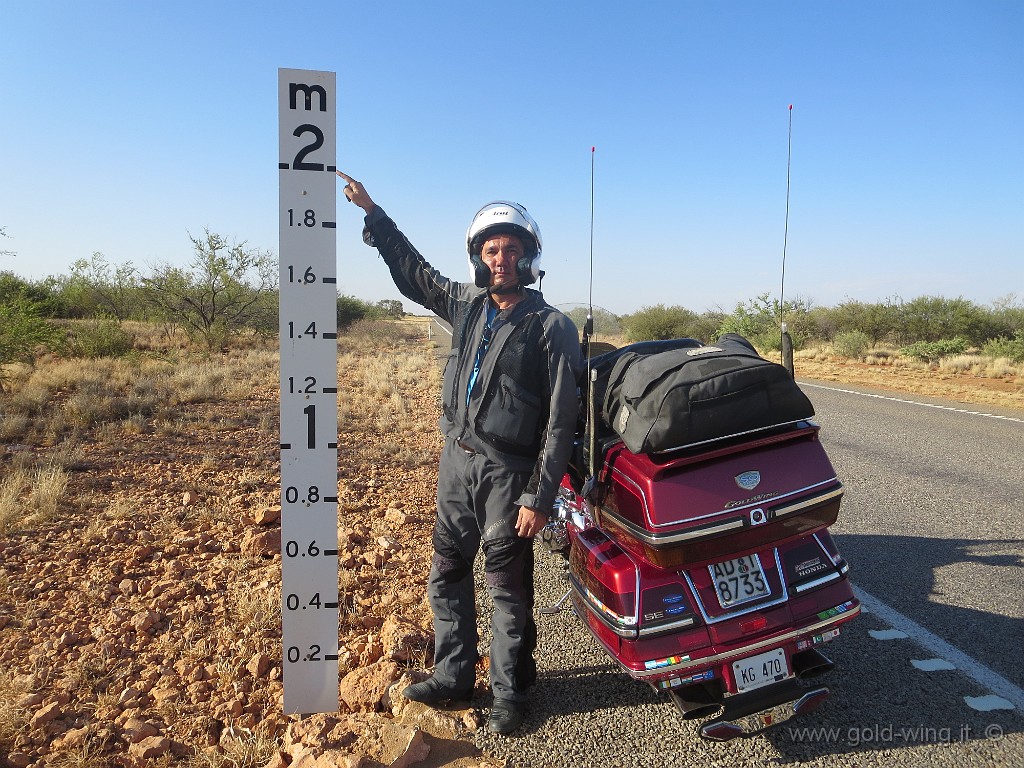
[278,68,339,714]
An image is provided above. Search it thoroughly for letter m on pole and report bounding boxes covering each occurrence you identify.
[289,83,328,111]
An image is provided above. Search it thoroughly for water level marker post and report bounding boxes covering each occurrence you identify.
[278,68,340,715]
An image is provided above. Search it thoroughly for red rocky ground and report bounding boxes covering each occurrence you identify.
[0,333,500,768]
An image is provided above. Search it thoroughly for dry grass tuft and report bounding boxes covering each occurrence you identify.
[0,460,70,533]
[0,669,31,752]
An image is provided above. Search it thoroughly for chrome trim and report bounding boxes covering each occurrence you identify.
[706,688,830,739]
[793,571,841,593]
[686,549,789,625]
[812,531,840,566]
[638,616,696,637]
[652,420,812,455]
[628,604,862,679]
[773,486,843,518]
[603,477,841,536]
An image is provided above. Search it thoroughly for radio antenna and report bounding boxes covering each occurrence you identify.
[780,105,795,375]
[588,146,595,325]
[583,146,598,496]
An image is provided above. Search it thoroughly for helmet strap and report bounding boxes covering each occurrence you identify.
[488,282,523,297]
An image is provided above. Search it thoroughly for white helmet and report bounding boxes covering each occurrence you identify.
[465,200,543,288]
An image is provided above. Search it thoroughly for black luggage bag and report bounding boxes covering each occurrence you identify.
[598,333,814,454]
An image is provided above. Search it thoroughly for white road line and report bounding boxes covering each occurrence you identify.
[854,585,1023,714]
[799,381,1024,424]
[432,318,452,337]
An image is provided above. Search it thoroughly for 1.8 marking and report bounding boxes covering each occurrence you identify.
[288,209,317,227]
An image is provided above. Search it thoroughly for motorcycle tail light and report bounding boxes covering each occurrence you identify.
[739,615,768,634]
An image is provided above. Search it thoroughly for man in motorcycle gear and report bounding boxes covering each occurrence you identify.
[338,172,582,735]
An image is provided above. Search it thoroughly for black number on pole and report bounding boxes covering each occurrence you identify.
[292,124,325,171]
[288,376,317,394]
[287,265,316,283]
[303,404,316,448]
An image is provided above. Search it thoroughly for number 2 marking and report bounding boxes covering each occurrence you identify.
[292,124,325,171]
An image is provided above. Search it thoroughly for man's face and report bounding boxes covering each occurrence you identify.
[481,234,524,289]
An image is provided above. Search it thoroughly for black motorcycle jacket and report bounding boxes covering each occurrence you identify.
[362,206,583,514]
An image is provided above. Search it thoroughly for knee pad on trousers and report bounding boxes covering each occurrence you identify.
[432,522,472,583]
[482,536,531,590]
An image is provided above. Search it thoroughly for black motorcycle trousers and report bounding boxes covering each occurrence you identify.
[427,438,538,702]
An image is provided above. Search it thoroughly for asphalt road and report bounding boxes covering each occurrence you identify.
[468,378,1024,767]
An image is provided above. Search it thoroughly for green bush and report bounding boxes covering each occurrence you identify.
[67,317,136,358]
[622,304,707,342]
[900,337,969,364]
[833,330,872,359]
[0,297,63,366]
[981,331,1024,363]
[337,294,374,329]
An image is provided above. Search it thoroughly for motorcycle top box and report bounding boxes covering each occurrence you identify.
[595,422,844,569]
[543,335,860,740]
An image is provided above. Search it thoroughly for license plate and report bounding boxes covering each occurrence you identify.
[709,554,770,608]
[732,647,790,693]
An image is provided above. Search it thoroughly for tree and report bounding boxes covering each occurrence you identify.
[0,271,65,317]
[715,294,816,351]
[0,296,63,390]
[63,253,141,321]
[897,296,998,346]
[621,305,700,342]
[142,230,277,350]
[374,299,405,319]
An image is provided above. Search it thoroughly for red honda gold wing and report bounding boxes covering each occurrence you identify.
[542,336,860,740]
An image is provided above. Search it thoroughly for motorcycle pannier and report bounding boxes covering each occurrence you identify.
[601,334,814,454]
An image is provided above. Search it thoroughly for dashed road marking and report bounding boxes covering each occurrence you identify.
[965,695,1016,712]
[800,382,1024,424]
[855,585,1022,713]
[869,629,910,640]
[912,658,957,672]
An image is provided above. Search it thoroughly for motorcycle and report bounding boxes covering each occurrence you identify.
[540,333,861,741]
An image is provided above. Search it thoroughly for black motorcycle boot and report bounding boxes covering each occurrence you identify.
[487,698,526,735]
[402,676,473,706]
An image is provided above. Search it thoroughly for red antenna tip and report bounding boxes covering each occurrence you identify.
[788,104,793,110]
[591,146,595,152]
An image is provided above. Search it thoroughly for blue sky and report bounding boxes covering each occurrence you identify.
[1,1,1021,316]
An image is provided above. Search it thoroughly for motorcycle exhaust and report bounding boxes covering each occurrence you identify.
[668,683,723,720]
[792,648,835,679]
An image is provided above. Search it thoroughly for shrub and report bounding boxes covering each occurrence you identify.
[833,331,872,359]
[337,294,374,329]
[981,331,1024,363]
[622,304,706,342]
[66,317,136,358]
[900,337,969,364]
